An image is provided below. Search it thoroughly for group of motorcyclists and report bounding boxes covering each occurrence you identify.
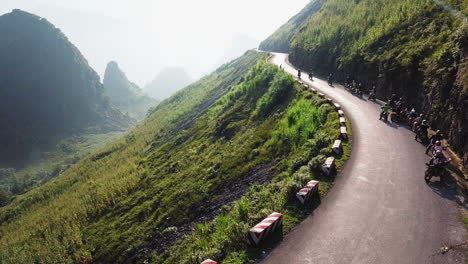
[294,68,452,183]
[377,94,451,182]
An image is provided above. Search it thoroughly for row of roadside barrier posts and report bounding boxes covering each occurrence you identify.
[203,64,349,261]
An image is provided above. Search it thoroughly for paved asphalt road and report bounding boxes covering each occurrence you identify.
[261,53,466,264]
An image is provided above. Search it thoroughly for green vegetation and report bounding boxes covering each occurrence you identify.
[0,49,348,263]
[0,132,122,207]
[259,0,325,52]
[262,0,468,165]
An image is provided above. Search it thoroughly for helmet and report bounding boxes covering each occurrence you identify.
[435,141,441,146]
[435,150,444,157]
[436,130,441,134]
[422,120,427,125]
[411,108,415,113]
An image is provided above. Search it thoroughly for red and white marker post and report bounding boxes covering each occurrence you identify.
[296,180,320,204]
[249,212,283,246]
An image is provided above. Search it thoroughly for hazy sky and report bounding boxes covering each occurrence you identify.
[0,0,309,86]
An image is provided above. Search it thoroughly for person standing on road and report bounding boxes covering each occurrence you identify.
[298,70,302,79]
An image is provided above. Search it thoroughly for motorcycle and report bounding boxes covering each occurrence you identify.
[415,129,429,143]
[425,156,451,182]
[328,79,333,86]
[390,108,401,123]
[368,93,376,101]
[380,111,389,122]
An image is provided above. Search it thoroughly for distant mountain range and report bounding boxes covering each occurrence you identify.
[144,67,193,101]
[103,61,157,120]
[0,9,134,166]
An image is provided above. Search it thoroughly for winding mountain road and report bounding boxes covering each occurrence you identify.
[262,53,466,264]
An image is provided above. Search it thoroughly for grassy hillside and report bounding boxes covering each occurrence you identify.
[0,50,347,263]
[264,0,468,164]
[0,132,122,207]
[259,0,325,52]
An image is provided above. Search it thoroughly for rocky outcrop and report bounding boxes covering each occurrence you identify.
[103,61,157,120]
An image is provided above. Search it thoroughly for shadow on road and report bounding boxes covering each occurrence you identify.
[384,121,399,129]
[427,170,467,210]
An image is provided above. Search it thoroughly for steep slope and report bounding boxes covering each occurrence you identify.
[264,0,468,165]
[0,50,347,264]
[144,67,193,101]
[259,0,325,52]
[0,9,133,166]
[103,61,158,120]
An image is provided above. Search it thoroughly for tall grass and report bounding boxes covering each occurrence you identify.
[275,99,323,148]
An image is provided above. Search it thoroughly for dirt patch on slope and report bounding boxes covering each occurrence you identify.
[132,161,276,261]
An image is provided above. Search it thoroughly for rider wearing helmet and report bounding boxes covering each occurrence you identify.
[425,130,444,154]
[415,120,429,140]
[413,114,423,131]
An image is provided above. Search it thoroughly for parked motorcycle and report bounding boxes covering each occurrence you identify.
[380,111,389,122]
[425,154,451,182]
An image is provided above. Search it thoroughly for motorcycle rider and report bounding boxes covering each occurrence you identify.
[389,94,398,107]
[425,130,444,154]
[379,103,390,121]
[428,147,446,166]
[346,75,351,86]
[369,86,377,100]
[309,71,313,81]
[327,73,333,86]
[413,114,423,131]
[415,120,429,141]
[298,70,302,79]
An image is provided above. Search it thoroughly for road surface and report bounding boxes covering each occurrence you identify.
[261,53,466,264]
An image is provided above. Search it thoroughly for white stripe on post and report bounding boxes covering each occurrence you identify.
[340,126,348,140]
[296,180,320,204]
[338,110,345,117]
[339,117,346,126]
[334,103,341,110]
[249,212,283,245]
[332,140,342,154]
[322,157,336,176]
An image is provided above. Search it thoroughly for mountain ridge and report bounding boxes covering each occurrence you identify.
[0,9,134,166]
[144,67,194,101]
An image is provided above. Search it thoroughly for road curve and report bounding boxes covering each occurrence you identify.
[262,53,466,264]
